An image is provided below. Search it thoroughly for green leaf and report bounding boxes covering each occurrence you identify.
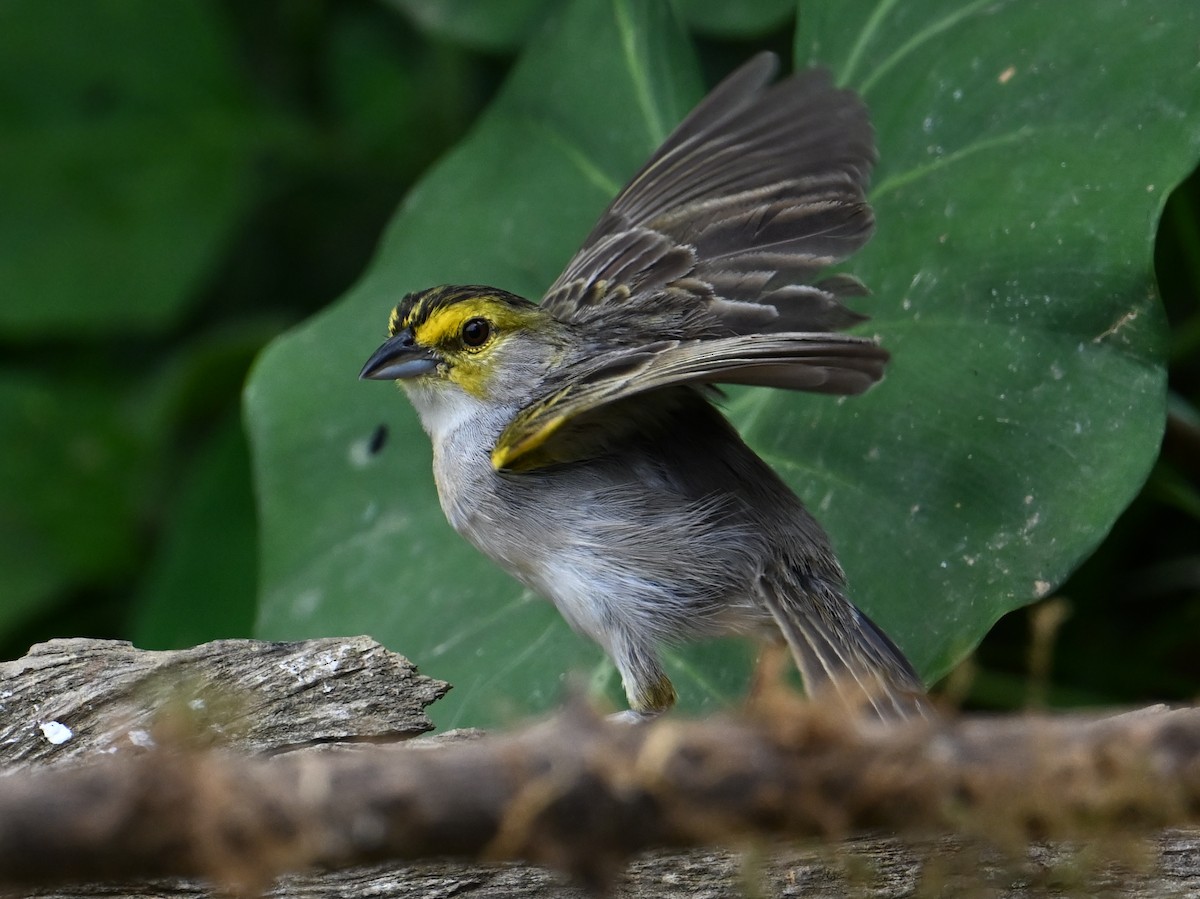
[0,315,274,644]
[0,0,264,336]
[130,415,258,649]
[676,0,793,37]
[0,373,146,631]
[381,0,558,52]
[248,0,1200,727]
[787,0,1200,675]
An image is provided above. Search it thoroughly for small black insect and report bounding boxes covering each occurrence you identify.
[367,423,388,456]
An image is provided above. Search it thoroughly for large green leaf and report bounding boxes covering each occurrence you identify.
[0,0,264,336]
[248,0,1200,727]
[130,414,258,650]
[676,0,794,37]
[381,0,558,52]
[785,0,1199,672]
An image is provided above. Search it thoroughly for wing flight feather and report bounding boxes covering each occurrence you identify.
[502,54,886,472]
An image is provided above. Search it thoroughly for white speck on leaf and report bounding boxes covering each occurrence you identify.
[292,588,322,618]
[347,436,378,468]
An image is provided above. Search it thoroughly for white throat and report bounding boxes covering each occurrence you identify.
[402,381,500,446]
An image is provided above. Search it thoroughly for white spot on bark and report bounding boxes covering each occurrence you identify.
[39,721,72,745]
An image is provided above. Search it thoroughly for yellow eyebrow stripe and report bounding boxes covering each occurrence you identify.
[411,295,538,349]
[416,303,485,347]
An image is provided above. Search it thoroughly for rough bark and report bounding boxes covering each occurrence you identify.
[1,637,1198,898]
[0,636,447,769]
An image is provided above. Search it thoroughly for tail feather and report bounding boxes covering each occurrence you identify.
[758,572,930,721]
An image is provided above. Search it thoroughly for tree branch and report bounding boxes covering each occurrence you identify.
[1,640,1200,896]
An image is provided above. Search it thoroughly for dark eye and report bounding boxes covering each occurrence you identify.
[461,317,491,348]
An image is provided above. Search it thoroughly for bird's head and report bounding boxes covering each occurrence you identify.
[360,285,569,440]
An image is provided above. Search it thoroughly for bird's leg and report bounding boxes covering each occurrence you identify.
[608,638,676,723]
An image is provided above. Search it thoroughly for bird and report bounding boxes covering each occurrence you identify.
[360,52,928,722]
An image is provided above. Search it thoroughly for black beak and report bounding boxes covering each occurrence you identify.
[359,329,440,381]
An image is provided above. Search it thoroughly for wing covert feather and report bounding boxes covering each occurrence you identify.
[492,334,888,471]
[540,52,877,335]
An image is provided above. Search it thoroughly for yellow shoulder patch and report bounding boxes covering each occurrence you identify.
[491,397,571,472]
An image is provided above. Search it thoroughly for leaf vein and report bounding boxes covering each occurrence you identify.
[525,117,623,197]
[859,0,1002,96]
[873,126,1034,199]
[840,0,903,87]
[613,0,666,143]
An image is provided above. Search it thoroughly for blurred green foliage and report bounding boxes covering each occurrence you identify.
[1,0,1197,716]
[0,0,500,653]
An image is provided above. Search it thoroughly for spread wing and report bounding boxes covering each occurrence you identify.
[498,54,885,472]
[492,333,888,471]
[540,52,878,337]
